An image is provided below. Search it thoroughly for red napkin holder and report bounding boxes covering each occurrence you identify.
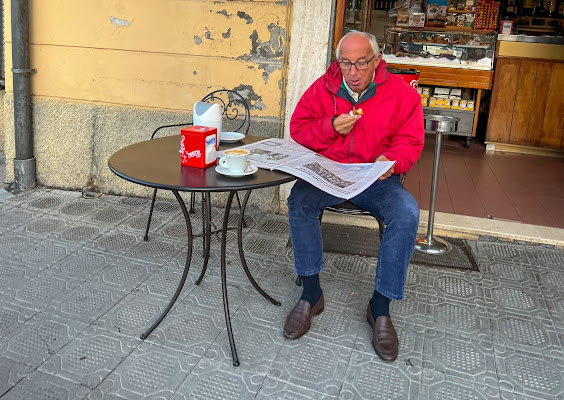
[180,126,218,168]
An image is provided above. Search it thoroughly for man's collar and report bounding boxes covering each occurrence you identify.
[341,71,376,102]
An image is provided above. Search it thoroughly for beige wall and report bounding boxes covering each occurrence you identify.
[3,0,289,206]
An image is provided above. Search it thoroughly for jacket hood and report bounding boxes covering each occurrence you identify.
[324,58,390,94]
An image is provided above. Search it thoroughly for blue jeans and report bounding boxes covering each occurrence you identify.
[287,175,419,300]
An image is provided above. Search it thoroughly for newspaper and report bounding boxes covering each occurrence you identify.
[221,138,395,200]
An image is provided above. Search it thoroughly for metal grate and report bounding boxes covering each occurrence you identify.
[320,223,479,271]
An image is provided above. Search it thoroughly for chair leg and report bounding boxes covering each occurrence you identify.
[377,218,385,241]
[189,192,196,213]
[144,188,158,241]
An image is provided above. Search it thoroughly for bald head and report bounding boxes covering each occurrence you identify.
[336,31,380,60]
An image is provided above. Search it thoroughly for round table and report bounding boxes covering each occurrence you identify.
[108,134,295,366]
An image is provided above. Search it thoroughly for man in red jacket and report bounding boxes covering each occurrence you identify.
[284,31,424,362]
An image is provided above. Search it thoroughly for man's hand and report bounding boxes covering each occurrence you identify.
[332,114,361,135]
[376,155,395,180]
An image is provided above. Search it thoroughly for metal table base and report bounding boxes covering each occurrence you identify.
[140,189,280,367]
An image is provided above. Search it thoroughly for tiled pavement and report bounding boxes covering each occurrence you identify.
[1,161,564,398]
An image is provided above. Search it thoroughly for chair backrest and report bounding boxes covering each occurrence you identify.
[150,89,251,140]
[201,89,251,135]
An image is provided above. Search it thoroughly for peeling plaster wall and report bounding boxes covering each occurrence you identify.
[2,0,289,209]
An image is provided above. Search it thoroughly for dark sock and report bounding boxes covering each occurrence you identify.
[370,290,391,318]
[299,274,321,306]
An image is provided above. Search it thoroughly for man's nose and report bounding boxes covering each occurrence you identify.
[350,64,359,75]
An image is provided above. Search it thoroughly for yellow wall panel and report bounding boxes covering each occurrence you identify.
[4,0,288,116]
[7,0,287,60]
[6,43,282,115]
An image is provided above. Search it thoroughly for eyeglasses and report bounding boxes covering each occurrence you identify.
[338,55,376,71]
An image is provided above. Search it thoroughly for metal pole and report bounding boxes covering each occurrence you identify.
[11,0,36,190]
[415,129,452,255]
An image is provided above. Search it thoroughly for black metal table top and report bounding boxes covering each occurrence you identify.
[108,135,295,192]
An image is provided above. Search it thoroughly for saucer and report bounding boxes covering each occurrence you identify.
[220,132,245,143]
[215,164,258,177]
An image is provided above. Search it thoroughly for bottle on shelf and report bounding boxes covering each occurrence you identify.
[533,0,547,15]
[546,0,558,16]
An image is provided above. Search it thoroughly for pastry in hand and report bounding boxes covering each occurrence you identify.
[352,107,363,116]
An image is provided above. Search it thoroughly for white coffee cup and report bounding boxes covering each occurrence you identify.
[219,149,249,173]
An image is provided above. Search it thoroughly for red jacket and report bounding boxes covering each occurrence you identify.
[290,60,424,174]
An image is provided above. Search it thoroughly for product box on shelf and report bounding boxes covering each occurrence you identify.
[409,12,426,27]
[449,88,462,99]
[426,0,448,27]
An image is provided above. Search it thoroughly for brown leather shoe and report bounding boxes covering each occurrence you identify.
[367,303,399,361]
[283,292,324,340]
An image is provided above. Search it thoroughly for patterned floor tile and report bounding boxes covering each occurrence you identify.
[92,291,171,340]
[181,274,251,316]
[494,347,564,399]
[93,341,199,400]
[484,280,549,319]
[490,309,563,359]
[10,238,80,271]
[0,356,33,397]
[425,294,491,338]
[88,256,163,293]
[0,370,91,399]
[39,326,139,388]
[7,270,81,312]
[171,360,265,400]
[0,312,88,368]
[0,300,38,338]
[339,350,421,400]
[427,268,485,305]
[268,338,352,397]
[257,377,336,399]
[419,371,501,400]
[147,306,225,357]
[204,318,284,374]
[46,282,129,324]
[421,330,497,388]
[48,249,115,282]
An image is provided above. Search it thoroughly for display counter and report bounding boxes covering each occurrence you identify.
[383,26,496,145]
[486,35,564,153]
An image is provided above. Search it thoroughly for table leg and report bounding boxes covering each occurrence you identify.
[195,192,213,286]
[141,190,193,340]
[221,191,240,366]
[237,190,281,306]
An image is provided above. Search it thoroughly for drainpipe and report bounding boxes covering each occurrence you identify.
[327,0,337,69]
[11,0,36,190]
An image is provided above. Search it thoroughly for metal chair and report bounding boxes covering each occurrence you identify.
[295,174,406,286]
[144,89,251,241]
